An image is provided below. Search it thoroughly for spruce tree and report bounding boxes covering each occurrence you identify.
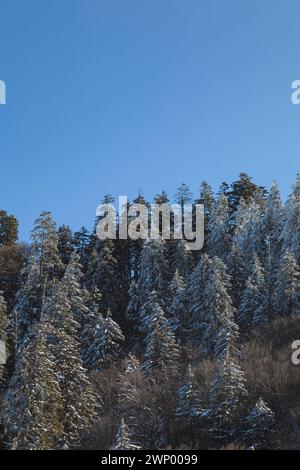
[57,224,74,265]
[2,321,63,450]
[208,350,248,442]
[44,286,98,448]
[61,252,90,329]
[169,269,189,338]
[243,398,275,449]
[142,291,180,375]
[111,419,141,450]
[82,307,124,371]
[238,254,268,329]
[0,293,8,383]
[175,364,204,419]
[207,192,231,260]
[272,249,300,316]
[0,210,18,246]
[187,253,212,343]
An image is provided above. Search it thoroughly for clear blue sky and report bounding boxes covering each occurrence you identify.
[1,0,300,241]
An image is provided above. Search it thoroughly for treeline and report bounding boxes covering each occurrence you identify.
[0,173,300,450]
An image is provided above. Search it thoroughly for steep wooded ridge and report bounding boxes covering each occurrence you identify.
[0,173,300,450]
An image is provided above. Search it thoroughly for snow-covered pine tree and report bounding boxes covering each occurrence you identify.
[175,364,204,419]
[57,224,74,265]
[207,192,231,260]
[238,254,268,329]
[233,198,265,275]
[142,291,180,375]
[125,280,142,350]
[73,226,91,269]
[169,269,189,339]
[82,307,125,371]
[187,253,212,343]
[243,398,275,449]
[281,174,300,262]
[118,354,147,448]
[199,256,238,358]
[139,239,170,307]
[44,285,98,448]
[196,181,215,229]
[168,239,193,282]
[208,349,248,443]
[111,419,141,450]
[61,252,90,329]
[2,321,63,450]
[31,211,64,283]
[226,242,247,309]
[12,255,41,350]
[0,293,8,383]
[272,249,300,316]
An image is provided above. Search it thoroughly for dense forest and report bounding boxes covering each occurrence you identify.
[1,173,300,450]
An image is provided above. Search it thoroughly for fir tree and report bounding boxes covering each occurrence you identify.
[111,419,141,450]
[272,249,300,316]
[0,210,18,246]
[142,291,180,375]
[61,252,90,328]
[31,211,63,282]
[243,398,275,449]
[169,269,189,339]
[0,293,8,383]
[175,364,204,419]
[82,307,124,371]
[207,192,231,260]
[44,286,98,448]
[238,254,268,329]
[57,225,74,265]
[2,321,63,450]
[208,350,248,442]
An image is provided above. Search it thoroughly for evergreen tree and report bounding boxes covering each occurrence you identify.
[238,254,268,329]
[227,173,266,220]
[208,350,248,442]
[187,253,212,342]
[0,293,8,383]
[61,253,90,328]
[111,419,141,450]
[0,210,18,246]
[197,181,215,226]
[12,255,41,349]
[2,321,63,449]
[139,239,170,306]
[31,211,63,283]
[44,286,98,448]
[169,269,189,339]
[142,291,180,375]
[207,192,231,260]
[281,175,300,260]
[243,398,275,449]
[197,256,238,358]
[175,364,203,419]
[226,242,247,308]
[57,225,74,265]
[272,249,300,316]
[82,307,124,371]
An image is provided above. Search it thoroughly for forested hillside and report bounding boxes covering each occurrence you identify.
[1,173,300,450]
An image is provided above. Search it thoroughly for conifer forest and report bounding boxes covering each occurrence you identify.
[1,173,300,450]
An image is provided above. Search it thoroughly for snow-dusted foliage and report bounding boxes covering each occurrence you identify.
[142,291,180,374]
[238,254,268,328]
[175,364,204,419]
[111,419,141,450]
[0,293,8,382]
[2,174,300,450]
[243,398,275,449]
